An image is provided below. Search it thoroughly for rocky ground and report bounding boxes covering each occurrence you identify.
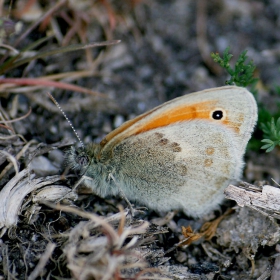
[1,0,280,279]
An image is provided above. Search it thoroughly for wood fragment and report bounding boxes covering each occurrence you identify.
[225,183,280,218]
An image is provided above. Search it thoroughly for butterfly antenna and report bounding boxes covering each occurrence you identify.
[47,92,84,148]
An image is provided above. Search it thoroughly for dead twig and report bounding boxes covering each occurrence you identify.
[225,183,280,219]
[196,0,222,75]
[27,242,56,280]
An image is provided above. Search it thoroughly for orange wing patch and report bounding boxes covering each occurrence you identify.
[100,99,241,149]
[100,101,215,147]
[135,101,214,134]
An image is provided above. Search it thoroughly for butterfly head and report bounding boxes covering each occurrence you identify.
[66,143,102,175]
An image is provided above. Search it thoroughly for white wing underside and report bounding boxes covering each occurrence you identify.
[112,121,243,217]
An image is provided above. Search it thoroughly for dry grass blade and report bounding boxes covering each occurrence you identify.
[0,43,19,54]
[0,170,74,237]
[0,78,107,97]
[32,185,77,203]
[27,242,56,280]
[42,202,125,241]
[196,0,222,75]
[0,150,19,175]
[0,0,67,68]
[0,140,37,180]
[0,40,120,97]
[0,107,31,123]
[0,169,28,234]
[13,0,67,48]
[0,134,26,142]
[42,202,171,280]
[2,40,121,74]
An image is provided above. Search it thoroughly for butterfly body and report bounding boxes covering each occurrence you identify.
[67,86,257,217]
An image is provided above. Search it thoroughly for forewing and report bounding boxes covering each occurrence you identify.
[100,86,257,159]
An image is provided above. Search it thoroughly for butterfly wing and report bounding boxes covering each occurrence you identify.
[100,86,257,158]
[109,119,244,217]
[99,86,257,216]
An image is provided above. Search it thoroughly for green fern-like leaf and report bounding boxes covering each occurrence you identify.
[260,117,280,152]
[211,47,280,153]
[211,47,258,88]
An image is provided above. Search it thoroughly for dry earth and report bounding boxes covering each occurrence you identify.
[1,0,280,279]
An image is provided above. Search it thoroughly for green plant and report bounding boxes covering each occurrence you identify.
[260,117,280,152]
[211,47,258,90]
[211,47,280,152]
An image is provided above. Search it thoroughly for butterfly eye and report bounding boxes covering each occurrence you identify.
[76,155,89,166]
[211,109,224,120]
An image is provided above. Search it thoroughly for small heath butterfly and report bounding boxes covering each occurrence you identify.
[67,86,257,217]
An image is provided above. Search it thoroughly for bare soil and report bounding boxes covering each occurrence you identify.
[1,1,280,279]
